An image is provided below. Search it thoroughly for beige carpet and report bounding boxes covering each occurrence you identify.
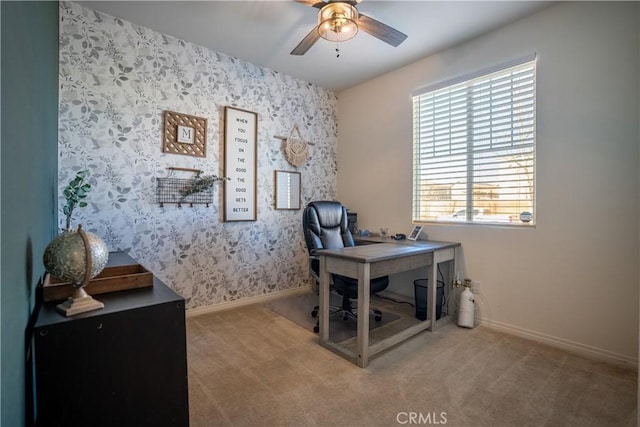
[186,292,637,427]
[263,292,401,343]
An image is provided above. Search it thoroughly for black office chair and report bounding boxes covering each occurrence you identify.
[302,200,389,333]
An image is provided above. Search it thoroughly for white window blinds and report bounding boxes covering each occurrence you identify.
[412,56,536,225]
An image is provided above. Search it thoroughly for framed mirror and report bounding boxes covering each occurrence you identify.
[274,170,301,210]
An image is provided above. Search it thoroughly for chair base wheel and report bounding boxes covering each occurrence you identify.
[311,310,318,318]
[313,324,319,333]
[375,315,382,322]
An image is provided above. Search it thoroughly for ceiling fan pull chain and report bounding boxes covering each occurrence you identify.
[335,43,340,58]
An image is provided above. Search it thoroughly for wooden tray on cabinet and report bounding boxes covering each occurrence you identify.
[43,252,153,302]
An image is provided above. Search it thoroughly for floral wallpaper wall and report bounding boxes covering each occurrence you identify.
[58,2,338,309]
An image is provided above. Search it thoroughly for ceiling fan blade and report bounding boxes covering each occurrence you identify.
[295,0,325,9]
[358,13,408,47]
[291,27,321,55]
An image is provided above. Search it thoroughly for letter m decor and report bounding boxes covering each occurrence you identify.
[162,110,207,158]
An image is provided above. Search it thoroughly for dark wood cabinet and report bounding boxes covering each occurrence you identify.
[33,254,189,427]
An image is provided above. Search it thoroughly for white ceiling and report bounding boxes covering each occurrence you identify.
[78,1,553,92]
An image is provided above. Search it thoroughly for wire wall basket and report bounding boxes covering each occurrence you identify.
[156,167,213,207]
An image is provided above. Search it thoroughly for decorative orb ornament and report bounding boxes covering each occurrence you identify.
[519,211,533,223]
[43,225,109,316]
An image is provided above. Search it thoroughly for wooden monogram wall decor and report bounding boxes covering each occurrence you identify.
[162,111,207,158]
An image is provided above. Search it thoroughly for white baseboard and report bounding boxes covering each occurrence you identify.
[186,285,313,318]
[478,317,638,370]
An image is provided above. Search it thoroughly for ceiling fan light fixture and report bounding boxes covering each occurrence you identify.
[317,3,358,43]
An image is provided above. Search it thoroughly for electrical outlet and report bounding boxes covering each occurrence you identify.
[472,281,481,294]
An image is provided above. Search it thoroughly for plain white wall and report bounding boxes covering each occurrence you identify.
[337,2,639,364]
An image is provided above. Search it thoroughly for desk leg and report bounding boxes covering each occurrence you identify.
[319,256,330,342]
[447,248,457,324]
[357,263,371,368]
[429,254,438,331]
[431,248,457,330]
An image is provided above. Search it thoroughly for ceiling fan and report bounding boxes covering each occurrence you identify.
[291,0,408,55]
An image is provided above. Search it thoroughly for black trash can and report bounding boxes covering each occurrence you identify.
[413,279,444,321]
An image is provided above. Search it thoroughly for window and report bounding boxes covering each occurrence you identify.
[412,56,536,226]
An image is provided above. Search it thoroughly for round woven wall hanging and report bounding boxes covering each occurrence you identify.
[283,125,309,167]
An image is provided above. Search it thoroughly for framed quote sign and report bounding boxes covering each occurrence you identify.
[223,106,257,221]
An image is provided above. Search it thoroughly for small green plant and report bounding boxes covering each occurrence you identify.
[62,170,91,230]
[180,170,229,201]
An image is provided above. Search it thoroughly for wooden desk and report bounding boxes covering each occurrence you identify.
[317,240,460,368]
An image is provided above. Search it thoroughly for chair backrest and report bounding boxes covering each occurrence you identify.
[303,201,355,256]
